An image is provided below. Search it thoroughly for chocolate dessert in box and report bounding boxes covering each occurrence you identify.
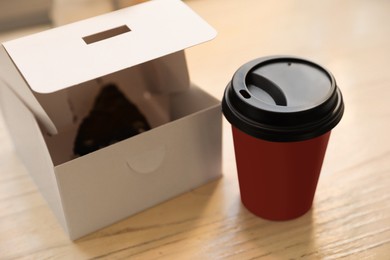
[73,83,151,157]
[0,0,221,240]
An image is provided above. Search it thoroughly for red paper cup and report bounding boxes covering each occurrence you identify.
[232,126,330,220]
[222,56,344,220]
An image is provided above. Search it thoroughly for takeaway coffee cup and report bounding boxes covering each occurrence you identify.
[222,56,344,220]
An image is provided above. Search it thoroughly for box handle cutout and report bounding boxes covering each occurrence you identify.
[83,25,131,44]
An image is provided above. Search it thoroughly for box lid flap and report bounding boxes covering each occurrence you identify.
[3,0,216,94]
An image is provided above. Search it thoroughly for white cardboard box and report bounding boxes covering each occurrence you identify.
[0,0,221,240]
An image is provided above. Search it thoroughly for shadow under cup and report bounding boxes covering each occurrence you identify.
[222,56,344,220]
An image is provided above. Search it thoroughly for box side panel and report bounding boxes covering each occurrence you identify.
[0,45,57,134]
[55,86,222,239]
[170,84,221,120]
[0,83,68,234]
[138,51,190,94]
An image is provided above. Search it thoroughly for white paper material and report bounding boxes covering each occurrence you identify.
[0,0,221,240]
[0,0,216,135]
[3,0,216,93]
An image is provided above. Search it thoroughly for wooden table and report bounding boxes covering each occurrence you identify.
[1,0,389,258]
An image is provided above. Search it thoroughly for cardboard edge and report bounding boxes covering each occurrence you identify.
[0,83,69,235]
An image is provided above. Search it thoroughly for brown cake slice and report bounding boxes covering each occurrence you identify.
[74,83,151,156]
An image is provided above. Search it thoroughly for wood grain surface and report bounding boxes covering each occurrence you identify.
[1,0,390,259]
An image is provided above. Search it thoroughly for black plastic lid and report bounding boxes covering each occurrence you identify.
[222,56,344,142]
